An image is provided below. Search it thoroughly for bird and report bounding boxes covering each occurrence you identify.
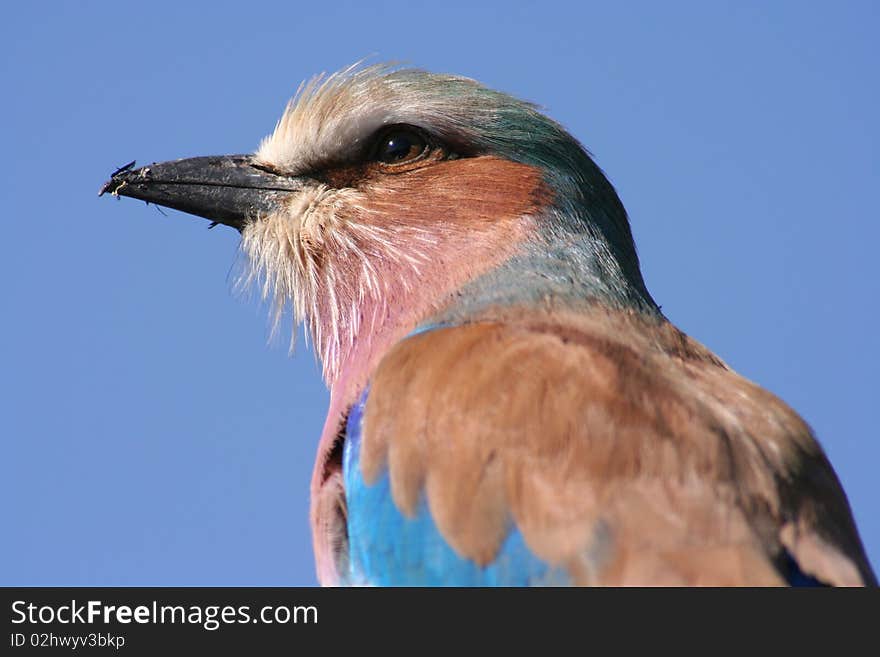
[100,63,876,586]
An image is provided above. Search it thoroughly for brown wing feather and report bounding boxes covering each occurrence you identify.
[360,307,876,586]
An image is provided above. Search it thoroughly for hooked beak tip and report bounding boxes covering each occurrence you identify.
[99,160,139,196]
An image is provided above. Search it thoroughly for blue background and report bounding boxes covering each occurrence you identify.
[2,1,876,585]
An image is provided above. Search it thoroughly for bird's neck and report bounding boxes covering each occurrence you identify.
[428,227,660,327]
[326,213,660,409]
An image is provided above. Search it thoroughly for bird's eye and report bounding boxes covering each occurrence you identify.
[373,127,428,165]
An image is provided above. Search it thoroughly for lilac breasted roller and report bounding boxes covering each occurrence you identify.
[101,64,876,586]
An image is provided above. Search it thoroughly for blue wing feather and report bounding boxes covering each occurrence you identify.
[342,386,568,586]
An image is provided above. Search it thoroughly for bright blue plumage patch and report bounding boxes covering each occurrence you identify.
[342,384,568,586]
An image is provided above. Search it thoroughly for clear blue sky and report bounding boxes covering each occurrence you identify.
[2,1,877,585]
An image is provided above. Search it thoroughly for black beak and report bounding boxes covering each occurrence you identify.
[99,155,304,231]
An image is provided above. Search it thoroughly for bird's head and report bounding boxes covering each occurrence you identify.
[101,64,656,387]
